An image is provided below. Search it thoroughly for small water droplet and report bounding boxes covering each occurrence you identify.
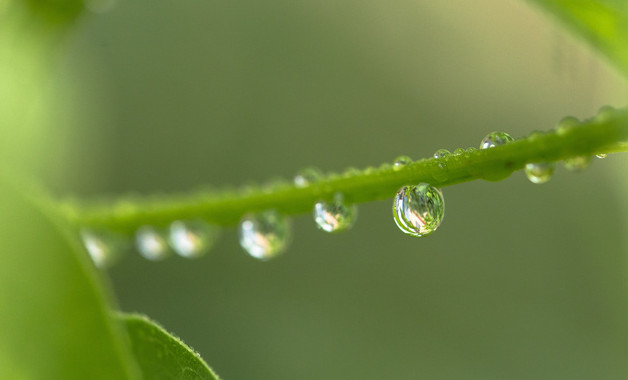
[595,153,607,159]
[169,220,219,259]
[393,156,412,171]
[294,167,323,188]
[136,226,171,261]
[433,149,450,159]
[528,130,546,141]
[313,193,357,233]
[453,148,466,155]
[556,116,580,135]
[480,131,514,149]
[525,162,555,184]
[595,105,615,122]
[343,167,361,177]
[81,229,124,268]
[393,183,445,237]
[238,210,290,260]
[564,156,591,171]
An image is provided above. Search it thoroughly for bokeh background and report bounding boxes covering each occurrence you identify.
[50,0,628,378]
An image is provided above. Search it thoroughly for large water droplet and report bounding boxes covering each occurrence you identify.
[393,183,445,237]
[393,155,412,171]
[314,193,357,233]
[169,220,219,259]
[564,156,591,171]
[294,167,323,188]
[136,226,171,261]
[525,162,555,184]
[239,210,290,260]
[81,229,124,268]
[480,131,514,149]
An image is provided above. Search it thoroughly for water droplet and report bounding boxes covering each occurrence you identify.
[313,193,357,233]
[169,220,219,259]
[393,156,412,171]
[433,149,450,159]
[595,153,607,159]
[136,226,171,261]
[239,210,290,260]
[480,131,514,149]
[556,116,580,135]
[595,105,615,122]
[294,167,323,188]
[525,162,555,184]
[81,229,124,268]
[393,183,445,237]
[466,147,477,152]
[528,130,546,141]
[343,167,361,177]
[564,156,591,171]
[453,148,466,155]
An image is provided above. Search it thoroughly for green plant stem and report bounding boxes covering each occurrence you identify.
[60,108,628,233]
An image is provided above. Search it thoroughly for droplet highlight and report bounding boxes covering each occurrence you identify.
[239,210,290,260]
[393,155,412,171]
[169,220,219,259]
[393,183,445,237]
[294,167,323,188]
[80,229,124,268]
[433,149,450,159]
[480,131,514,149]
[136,226,171,261]
[525,162,555,184]
[314,193,357,233]
[595,153,607,159]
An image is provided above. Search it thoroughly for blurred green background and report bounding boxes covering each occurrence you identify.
[51,0,628,378]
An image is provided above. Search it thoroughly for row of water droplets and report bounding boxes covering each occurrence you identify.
[82,107,612,267]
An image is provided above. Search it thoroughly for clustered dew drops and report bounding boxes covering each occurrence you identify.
[314,193,357,233]
[84,108,621,266]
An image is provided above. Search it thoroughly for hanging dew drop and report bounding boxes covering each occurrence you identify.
[136,226,171,261]
[393,183,445,237]
[313,193,357,233]
[294,167,323,188]
[480,131,514,149]
[393,155,412,171]
[564,156,591,171]
[169,220,219,259]
[238,210,290,260]
[525,162,555,184]
[80,229,124,268]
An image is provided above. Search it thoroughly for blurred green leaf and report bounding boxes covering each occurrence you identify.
[0,181,140,380]
[121,313,220,380]
[528,0,628,78]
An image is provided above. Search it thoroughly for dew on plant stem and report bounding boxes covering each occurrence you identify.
[564,155,591,171]
[169,220,219,259]
[80,229,124,268]
[525,162,555,184]
[453,148,466,155]
[294,167,323,188]
[595,153,607,159]
[238,210,290,260]
[314,193,357,233]
[136,226,171,261]
[433,149,450,159]
[393,155,412,171]
[556,116,580,135]
[393,183,445,237]
[480,131,514,149]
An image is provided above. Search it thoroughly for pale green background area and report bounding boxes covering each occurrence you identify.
[52,0,628,379]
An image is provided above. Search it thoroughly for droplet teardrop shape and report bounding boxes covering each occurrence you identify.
[393,183,445,237]
[136,226,171,261]
[169,219,219,259]
[480,131,514,149]
[238,210,290,260]
[314,193,357,233]
[525,162,555,184]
